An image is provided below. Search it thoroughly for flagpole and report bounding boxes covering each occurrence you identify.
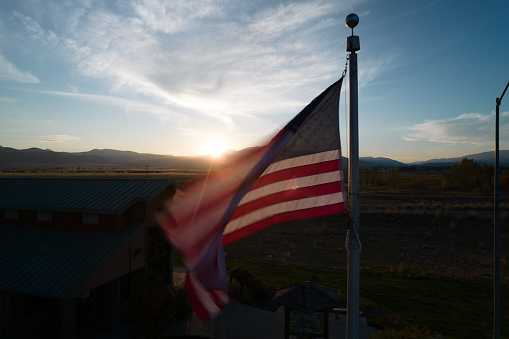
[345,13,360,339]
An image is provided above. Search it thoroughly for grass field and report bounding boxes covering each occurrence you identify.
[220,196,509,338]
[221,259,508,338]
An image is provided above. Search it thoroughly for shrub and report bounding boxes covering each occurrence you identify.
[128,268,175,338]
[128,268,192,339]
[373,324,431,339]
[171,286,193,320]
[228,267,270,301]
[441,158,493,194]
[360,167,385,186]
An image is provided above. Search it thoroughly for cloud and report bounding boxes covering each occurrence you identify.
[12,11,47,40]
[132,0,220,34]
[6,0,381,135]
[359,52,400,88]
[36,135,80,143]
[0,55,39,83]
[248,1,335,38]
[24,89,188,124]
[403,112,507,145]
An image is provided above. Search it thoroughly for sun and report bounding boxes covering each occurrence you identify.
[203,139,228,158]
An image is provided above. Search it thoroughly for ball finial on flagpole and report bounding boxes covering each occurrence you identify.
[345,13,359,30]
[345,13,360,52]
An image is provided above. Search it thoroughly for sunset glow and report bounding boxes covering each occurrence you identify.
[0,1,508,162]
[203,139,228,158]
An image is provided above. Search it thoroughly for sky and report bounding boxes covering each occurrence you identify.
[1,0,508,163]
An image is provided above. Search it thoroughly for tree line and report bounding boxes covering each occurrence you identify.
[357,158,509,195]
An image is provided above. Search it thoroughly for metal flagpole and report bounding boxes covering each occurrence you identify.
[494,80,509,339]
[345,13,360,339]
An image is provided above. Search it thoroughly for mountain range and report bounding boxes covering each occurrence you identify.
[1,146,509,170]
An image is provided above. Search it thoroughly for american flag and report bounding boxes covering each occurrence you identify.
[223,79,346,244]
[157,77,346,321]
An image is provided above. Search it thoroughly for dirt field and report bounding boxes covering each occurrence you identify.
[225,186,509,281]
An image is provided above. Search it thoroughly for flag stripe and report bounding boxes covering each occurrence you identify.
[230,181,342,221]
[262,149,339,175]
[251,159,340,189]
[237,171,342,207]
[222,149,345,245]
[224,192,344,237]
[223,203,345,245]
[185,272,228,322]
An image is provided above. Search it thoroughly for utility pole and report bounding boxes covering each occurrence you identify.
[345,13,360,339]
[494,80,509,339]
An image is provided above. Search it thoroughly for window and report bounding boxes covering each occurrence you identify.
[82,213,99,224]
[5,209,18,219]
[37,210,52,221]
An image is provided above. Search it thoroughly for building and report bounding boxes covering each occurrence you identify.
[275,282,341,339]
[0,177,178,338]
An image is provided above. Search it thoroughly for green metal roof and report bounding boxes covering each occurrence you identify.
[0,177,177,214]
[0,220,145,298]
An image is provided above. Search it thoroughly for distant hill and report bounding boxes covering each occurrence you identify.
[359,157,407,167]
[77,149,211,169]
[0,146,110,168]
[0,146,211,169]
[409,151,509,167]
[1,146,508,170]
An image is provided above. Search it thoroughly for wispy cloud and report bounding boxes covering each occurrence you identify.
[5,0,382,139]
[403,112,509,145]
[0,55,39,83]
[133,0,220,34]
[36,135,80,143]
[21,88,188,124]
[0,97,16,103]
[359,52,400,88]
[248,1,335,38]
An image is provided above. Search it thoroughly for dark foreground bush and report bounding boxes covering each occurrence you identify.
[229,267,271,302]
[373,324,431,339]
[128,268,192,339]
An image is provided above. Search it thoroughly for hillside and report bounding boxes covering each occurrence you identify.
[1,145,508,170]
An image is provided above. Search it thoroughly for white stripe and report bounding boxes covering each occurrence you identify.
[224,193,345,235]
[262,150,339,175]
[187,271,226,317]
[238,170,342,206]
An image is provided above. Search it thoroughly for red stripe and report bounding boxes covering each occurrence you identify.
[230,182,342,221]
[185,276,211,322]
[210,290,226,307]
[222,203,345,245]
[252,160,339,188]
